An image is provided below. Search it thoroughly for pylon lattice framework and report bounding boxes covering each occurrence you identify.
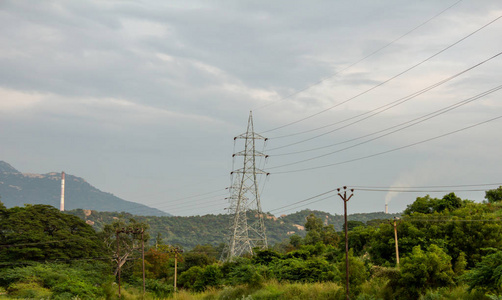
[225,111,268,260]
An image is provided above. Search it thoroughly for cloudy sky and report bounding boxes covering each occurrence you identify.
[1,0,501,217]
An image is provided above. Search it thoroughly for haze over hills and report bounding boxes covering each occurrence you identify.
[0,161,170,216]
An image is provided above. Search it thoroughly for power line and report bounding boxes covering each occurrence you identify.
[267,184,501,215]
[272,114,502,174]
[357,188,492,193]
[267,189,338,213]
[270,195,334,215]
[267,51,502,145]
[352,183,502,189]
[168,199,229,215]
[116,188,229,215]
[260,14,502,134]
[266,84,502,169]
[253,0,464,112]
[128,192,229,215]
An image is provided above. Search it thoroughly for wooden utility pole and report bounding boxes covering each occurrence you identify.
[169,247,184,293]
[141,229,146,295]
[116,229,122,298]
[392,217,400,266]
[174,251,178,292]
[338,186,354,300]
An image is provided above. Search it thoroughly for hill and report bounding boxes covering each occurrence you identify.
[0,161,169,216]
[66,208,400,249]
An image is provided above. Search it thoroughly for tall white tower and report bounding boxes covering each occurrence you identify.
[60,171,65,211]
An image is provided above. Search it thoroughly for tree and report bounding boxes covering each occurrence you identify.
[178,264,223,292]
[392,244,455,299]
[337,249,369,297]
[463,250,502,294]
[403,195,435,215]
[436,193,463,212]
[486,186,502,203]
[100,218,149,276]
[0,199,6,214]
[0,204,106,263]
[303,213,340,246]
[344,220,365,232]
[181,244,218,272]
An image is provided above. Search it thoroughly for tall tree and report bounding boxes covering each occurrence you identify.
[0,204,106,264]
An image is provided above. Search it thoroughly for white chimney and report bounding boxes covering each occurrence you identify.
[385,203,388,214]
[60,171,65,211]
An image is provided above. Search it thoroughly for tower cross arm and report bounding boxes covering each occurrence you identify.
[233,150,268,157]
[234,132,267,140]
[231,168,270,175]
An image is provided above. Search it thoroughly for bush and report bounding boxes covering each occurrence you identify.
[1,262,114,299]
[270,257,339,283]
[391,245,455,299]
[178,264,223,292]
[6,280,52,298]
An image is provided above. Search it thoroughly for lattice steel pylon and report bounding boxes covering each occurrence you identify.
[224,111,268,261]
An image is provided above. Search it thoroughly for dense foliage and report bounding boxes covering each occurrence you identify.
[2,188,502,299]
[66,208,398,249]
[0,204,107,262]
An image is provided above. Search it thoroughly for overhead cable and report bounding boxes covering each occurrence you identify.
[268,51,502,144]
[272,114,502,174]
[260,14,502,134]
[253,0,464,112]
[266,84,502,169]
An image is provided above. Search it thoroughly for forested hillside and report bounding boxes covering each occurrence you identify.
[66,208,400,249]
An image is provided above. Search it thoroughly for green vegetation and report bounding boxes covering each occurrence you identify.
[1,188,502,299]
[66,208,398,249]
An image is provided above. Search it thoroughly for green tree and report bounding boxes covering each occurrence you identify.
[178,264,223,292]
[304,213,340,246]
[344,220,365,231]
[436,193,463,212]
[0,199,6,215]
[392,244,455,299]
[486,186,502,203]
[0,204,106,263]
[463,250,502,294]
[404,195,435,215]
[0,262,114,299]
[338,249,369,297]
[181,244,218,272]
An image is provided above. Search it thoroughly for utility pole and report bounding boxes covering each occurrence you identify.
[116,229,122,298]
[141,229,146,295]
[392,217,400,266]
[169,247,183,293]
[225,111,269,261]
[338,186,354,300]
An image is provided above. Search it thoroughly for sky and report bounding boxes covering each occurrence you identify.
[1,0,501,217]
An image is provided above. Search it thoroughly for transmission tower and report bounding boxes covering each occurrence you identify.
[224,111,269,261]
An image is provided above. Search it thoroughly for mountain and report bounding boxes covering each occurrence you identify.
[0,161,169,216]
[66,208,400,249]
